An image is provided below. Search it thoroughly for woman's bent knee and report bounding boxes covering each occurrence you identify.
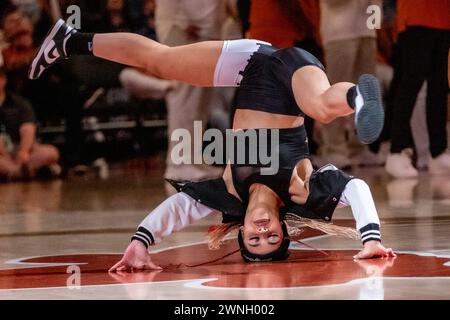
[307,99,336,124]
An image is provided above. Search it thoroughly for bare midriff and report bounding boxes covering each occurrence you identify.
[232,109,304,130]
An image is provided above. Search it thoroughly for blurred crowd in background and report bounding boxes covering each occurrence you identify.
[0,0,449,191]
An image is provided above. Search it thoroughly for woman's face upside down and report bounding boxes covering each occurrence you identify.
[242,202,284,256]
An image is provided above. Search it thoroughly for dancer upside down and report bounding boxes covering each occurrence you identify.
[30,20,395,271]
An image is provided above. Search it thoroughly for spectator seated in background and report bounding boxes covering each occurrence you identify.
[0,67,60,181]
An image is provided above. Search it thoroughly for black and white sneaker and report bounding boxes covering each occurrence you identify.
[28,19,76,80]
[354,74,385,145]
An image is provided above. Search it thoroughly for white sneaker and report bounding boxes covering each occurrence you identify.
[385,149,418,178]
[29,19,76,79]
[429,151,450,175]
[48,164,62,177]
[92,158,109,180]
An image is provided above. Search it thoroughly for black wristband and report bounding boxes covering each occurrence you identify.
[360,223,381,244]
[131,227,155,248]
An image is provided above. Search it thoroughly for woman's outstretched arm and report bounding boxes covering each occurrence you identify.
[109,193,217,272]
[338,179,396,259]
[132,193,216,247]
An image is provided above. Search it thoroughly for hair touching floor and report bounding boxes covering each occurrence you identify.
[161,217,360,269]
[207,215,360,251]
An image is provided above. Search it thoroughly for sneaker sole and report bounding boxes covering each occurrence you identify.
[355,74,385,145]
[28,19,66,80]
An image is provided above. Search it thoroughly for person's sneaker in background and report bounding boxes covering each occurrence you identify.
[92,158,109,180]
[385,148,418,178]
[37,164,62,180]
[429,151,450,175]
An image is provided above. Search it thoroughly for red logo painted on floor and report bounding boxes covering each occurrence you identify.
[1,241,449,290]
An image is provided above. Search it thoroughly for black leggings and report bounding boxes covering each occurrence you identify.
[390,26,449,157]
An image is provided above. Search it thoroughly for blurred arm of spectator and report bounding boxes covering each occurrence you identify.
[11,98,60,175]
[16,122,36,166]
[222,0,244,39]
[226,0,239,18]
[2,85,38,166]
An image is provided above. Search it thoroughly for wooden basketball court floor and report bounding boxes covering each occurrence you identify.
[0,166,449,300]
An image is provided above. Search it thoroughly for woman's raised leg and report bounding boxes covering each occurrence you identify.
[29,19,223,87]
[292,66,354,123]
[93,34,223,86]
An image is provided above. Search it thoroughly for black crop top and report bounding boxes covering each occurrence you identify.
[230,125,310,206]
[235,45,325,117]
